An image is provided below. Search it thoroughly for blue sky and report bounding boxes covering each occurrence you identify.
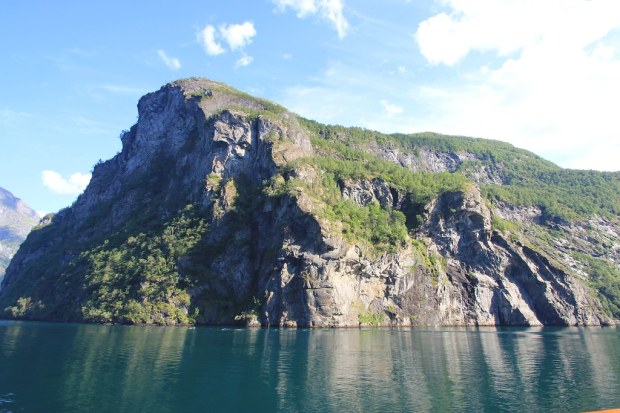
[1,0,619,214]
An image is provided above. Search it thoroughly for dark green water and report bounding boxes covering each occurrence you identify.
[1,321,619,413]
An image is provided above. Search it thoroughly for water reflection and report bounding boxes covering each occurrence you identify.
[1,321,619,413]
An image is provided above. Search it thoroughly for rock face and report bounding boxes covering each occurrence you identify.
[420,189,599,325]
[0,187,39,284]
[0,78,614,326]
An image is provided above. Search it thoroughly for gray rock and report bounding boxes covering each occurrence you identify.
[0,187,39,284]
[0,78,611,326]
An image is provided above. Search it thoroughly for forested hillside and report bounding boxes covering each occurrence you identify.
[1,78,617,325]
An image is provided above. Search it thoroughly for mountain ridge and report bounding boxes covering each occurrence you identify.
[0,187,39,283]
[1,77,618,326]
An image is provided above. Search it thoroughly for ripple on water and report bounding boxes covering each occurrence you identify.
[1,323,620,412]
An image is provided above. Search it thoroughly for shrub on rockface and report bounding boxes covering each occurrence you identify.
[78,205,208,324]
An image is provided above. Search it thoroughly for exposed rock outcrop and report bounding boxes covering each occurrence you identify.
[0,78,613,326]
[0,187,39,283]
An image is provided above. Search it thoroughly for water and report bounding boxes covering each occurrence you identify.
[1,322,619,413]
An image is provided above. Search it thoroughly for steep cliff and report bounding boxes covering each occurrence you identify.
[1,78,617,326]
[0,187,39,283]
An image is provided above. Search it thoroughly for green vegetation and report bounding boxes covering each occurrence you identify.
[310,155,470,205]
[0,221,70,320]
[491,216,520,234]
[328,200,407,251]
[294,119,620,316]
[266,132,471,250]
[299,118,620,222]
[3,84,620,325]
[483,170,620,221]
[210,82,287,115]
[574,252,620,319]
[262,124,470,252]
[78,205,208,324]
[357,308,386,325]
[196,80,288,121]
[300,118,535,162]
[234,296,262,323]
[264,171,409,252]
[219,105,287,123]
[1,204,211,324]
[5,297,44,318]
[411,239,445,287]
[205,173,223,191]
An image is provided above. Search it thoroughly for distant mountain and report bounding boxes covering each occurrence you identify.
[0,187,39,283]
[1,78,618,326]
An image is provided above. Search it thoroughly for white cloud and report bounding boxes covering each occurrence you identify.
[199,25,225,56]
[274,0,349,38]
[198,22,256,65]
[416,0,620,66]
[219,22,256,50]
[416,12,469,66]
[42,170,91,195]
[321,0,348,38]
[411,0,620,171]
[235,55,254,68]
[276,0,317,16]
[380,99,403,115]
[157,49,181,70]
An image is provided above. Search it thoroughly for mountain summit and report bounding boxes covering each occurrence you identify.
[1,78,618,326]
[0,187,39,283]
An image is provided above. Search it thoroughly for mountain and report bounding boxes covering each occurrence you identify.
[0,187,39,283]
[1,78,618,326]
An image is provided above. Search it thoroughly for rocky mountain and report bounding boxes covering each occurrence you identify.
[1,78,618,326]
[0,187,39,283]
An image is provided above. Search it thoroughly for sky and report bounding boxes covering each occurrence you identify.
[1,0,619,215]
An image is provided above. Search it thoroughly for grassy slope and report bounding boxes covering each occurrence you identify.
[297,118,620,318]
[2,90,619,322]
[299,118,620,222]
